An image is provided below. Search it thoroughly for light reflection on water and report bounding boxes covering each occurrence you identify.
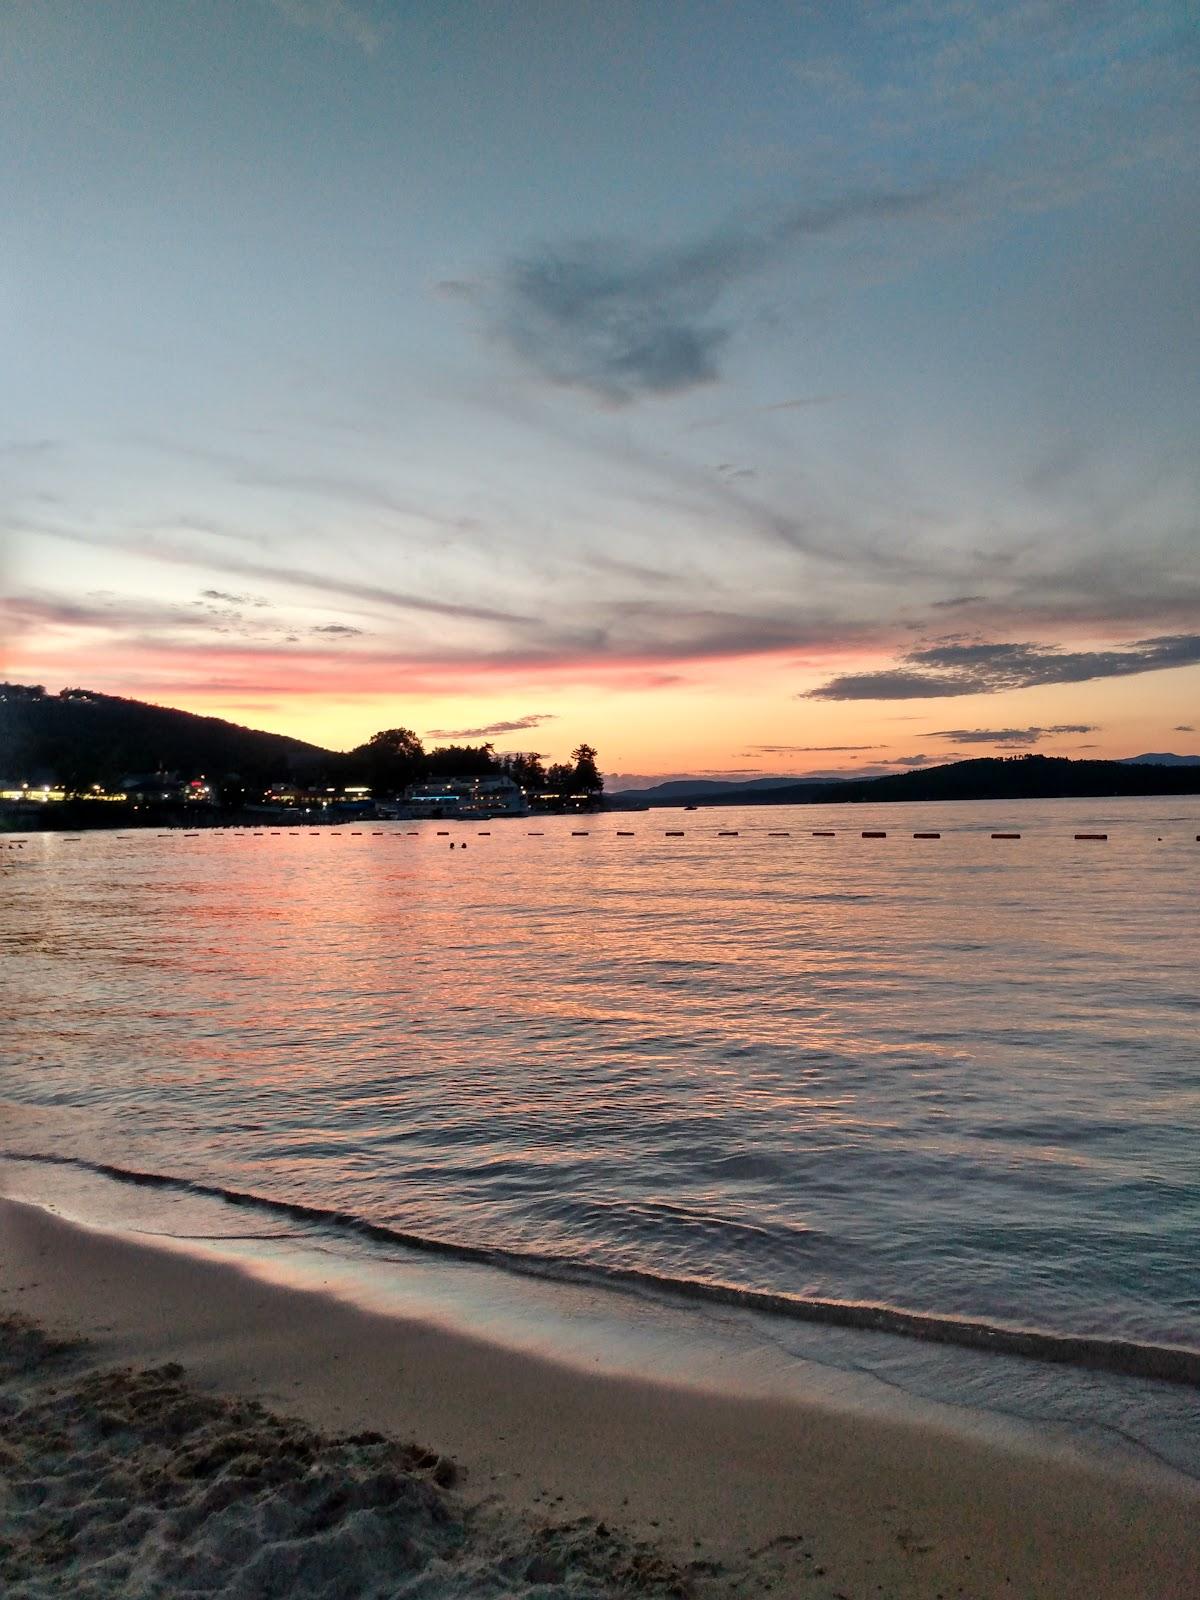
[2,796,1199,1469]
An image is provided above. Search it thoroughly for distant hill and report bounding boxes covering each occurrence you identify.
[0,685,333,787]
[684,755,1200,807]
[620,752,1200,806]
[1119,752,1200,766]
[609,775,816,803]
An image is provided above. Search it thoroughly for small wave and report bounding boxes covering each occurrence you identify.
[5,1150,1199,1390]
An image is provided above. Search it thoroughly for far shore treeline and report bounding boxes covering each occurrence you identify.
[0,683,602,810]
[4,684,1200,834]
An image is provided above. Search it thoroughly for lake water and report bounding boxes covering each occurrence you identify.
[3,796,1198,1477]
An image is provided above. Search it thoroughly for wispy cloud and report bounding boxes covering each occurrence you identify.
[805,635,1200,700]
[1176,724,1196,733]
[683,395,837,432]
[1,590,368,649]
[425,714,556,740]
[37,525,534,629]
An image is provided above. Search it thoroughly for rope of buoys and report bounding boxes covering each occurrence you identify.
[571,830,589,836]
[769,831,789,836]
[1075,833,1107,840]
[665,830,684,836]
[812,830,835,837]
[992,833,1020,839]
[914,832,940,839]
[616,830,634,836]
[718,830,739,836]
[861,830,886,838]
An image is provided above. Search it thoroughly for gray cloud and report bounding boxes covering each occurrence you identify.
[805,635,1200,700]
[894,754,932,766]
[930,594,987,609]
[425,714,556,740]
[933,724,1098,747]
[1176,724,1195,733]
[493,186,945,402]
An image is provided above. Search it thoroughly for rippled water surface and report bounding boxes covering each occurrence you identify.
[3,797,1199,1464]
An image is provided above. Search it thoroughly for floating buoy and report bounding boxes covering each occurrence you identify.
[992,833,1020,839]
[768,831,789,836]
[718,830,739,836]
[861,831,886,838]
[812,830,835,837]
[1075,833,1107,840]
[913,832,940,839]
[616,830,634,836]
[528,831,544,836]
[436,830,449,836]
[665,830,684,836]
[572,830,589,836]
[478,831,490,836]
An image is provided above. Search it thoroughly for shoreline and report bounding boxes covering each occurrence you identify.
[3,1197,1198,1597]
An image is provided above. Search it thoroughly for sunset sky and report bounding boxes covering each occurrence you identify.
[3,1,1198,783]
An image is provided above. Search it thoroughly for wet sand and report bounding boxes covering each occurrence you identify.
[1,1196,1198,1598]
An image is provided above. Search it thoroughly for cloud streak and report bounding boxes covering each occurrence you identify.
[805,635,1200,700]
[746,743,882,754]
[932,724,1098,747]
[425,714,555,740]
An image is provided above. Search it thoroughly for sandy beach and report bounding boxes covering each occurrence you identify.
[1,1196,1197,1598]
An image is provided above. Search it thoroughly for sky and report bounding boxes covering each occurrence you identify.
[3,0,1198,784]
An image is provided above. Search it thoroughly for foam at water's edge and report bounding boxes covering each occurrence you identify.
[6,1151,1198,1390]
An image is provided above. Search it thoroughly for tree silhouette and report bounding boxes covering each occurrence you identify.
[498,752,547,790]
[571,743,603,792]
[425,742,498,778]
[353,727,425,792]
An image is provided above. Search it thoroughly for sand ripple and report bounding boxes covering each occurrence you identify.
[0,1316,706,1598]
